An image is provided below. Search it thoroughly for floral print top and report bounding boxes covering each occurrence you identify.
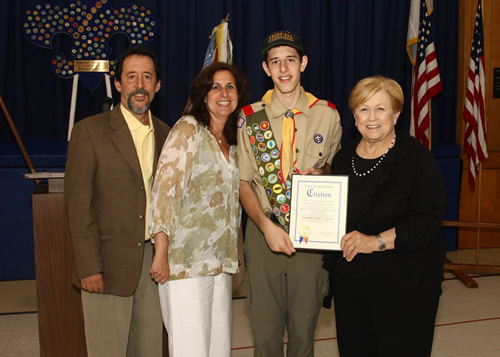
[149,115,240,280]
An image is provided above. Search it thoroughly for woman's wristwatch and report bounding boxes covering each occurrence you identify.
[376,234,386,251]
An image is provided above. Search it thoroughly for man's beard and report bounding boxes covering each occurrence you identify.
[127,89,151,115]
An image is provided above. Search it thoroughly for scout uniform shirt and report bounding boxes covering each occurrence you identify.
[238,87,342,225]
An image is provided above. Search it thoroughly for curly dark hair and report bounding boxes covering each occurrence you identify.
[115,47,161,83]
[184,62,250,146]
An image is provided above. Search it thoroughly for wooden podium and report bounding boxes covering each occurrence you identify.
[26,172,87,356]
[26,173,168,357]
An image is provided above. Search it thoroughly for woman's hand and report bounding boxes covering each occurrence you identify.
[340,230,378,262]
[150,232,170,284]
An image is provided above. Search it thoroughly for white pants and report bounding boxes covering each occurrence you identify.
[159,273,232,357]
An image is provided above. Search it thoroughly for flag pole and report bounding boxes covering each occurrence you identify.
[0,95,39,184]
[428,100,432,150]
[475,161,483,264]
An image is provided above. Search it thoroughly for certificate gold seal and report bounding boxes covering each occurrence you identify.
[299,226,311,244]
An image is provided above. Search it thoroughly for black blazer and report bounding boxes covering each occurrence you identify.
[324,130,447,298]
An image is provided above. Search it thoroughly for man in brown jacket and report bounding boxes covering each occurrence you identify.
[64,47,170,357]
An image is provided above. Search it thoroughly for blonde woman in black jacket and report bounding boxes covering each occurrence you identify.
[323,76,447,357]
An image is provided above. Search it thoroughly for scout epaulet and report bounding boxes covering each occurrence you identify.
[242,101,266,116]
[309,98,337,110]
[326,100,337,110]
[240,102,266,128]
[242,104,255,116]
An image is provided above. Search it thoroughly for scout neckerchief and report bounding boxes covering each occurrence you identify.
[281,109,298,189]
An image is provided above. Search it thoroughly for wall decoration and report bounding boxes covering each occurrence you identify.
[22,0,158,138]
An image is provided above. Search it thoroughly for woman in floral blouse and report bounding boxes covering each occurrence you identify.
[148,61,249,356]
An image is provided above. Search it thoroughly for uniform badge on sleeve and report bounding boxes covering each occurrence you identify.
[238,116,246,128]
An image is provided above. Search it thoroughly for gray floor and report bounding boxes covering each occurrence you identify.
[1,248,500,357]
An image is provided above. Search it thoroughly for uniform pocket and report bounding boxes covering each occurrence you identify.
[305,144,328,169]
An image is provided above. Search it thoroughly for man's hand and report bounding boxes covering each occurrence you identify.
[240,180,295,256]
[261,220,296,256]
[81,273,104,293]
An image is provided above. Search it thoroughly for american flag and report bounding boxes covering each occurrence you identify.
[409,0,442,148]
[463,0,488,189]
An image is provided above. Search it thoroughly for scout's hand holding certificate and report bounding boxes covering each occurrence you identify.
[289,175,348,250]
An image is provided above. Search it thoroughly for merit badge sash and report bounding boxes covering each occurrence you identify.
[245,109,292,232]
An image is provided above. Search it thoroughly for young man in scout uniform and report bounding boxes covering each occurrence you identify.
[237,31,342,356]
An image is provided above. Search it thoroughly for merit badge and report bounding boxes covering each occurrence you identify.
[259,167,265,176]
[267,140,276,149]
[246,126,252,136]
[273,184,283,194]
[261,153,271,162]
[256,133,264,142]
[280,203,290,214]
[252,123,261,132]
[264,130,273,140]
[260,121,270,130]
[268,174,278,184]
[265,163,275,172]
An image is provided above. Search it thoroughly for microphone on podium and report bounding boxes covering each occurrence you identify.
[102,97,113,112]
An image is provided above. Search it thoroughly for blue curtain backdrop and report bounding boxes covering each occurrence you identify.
[0,0,458,146]
[0,0,459,280]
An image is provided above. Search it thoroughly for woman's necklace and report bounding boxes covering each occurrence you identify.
[209,128,223,144]
[351,132,396,177]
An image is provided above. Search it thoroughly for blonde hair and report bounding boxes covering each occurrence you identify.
[348,76,404,113]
